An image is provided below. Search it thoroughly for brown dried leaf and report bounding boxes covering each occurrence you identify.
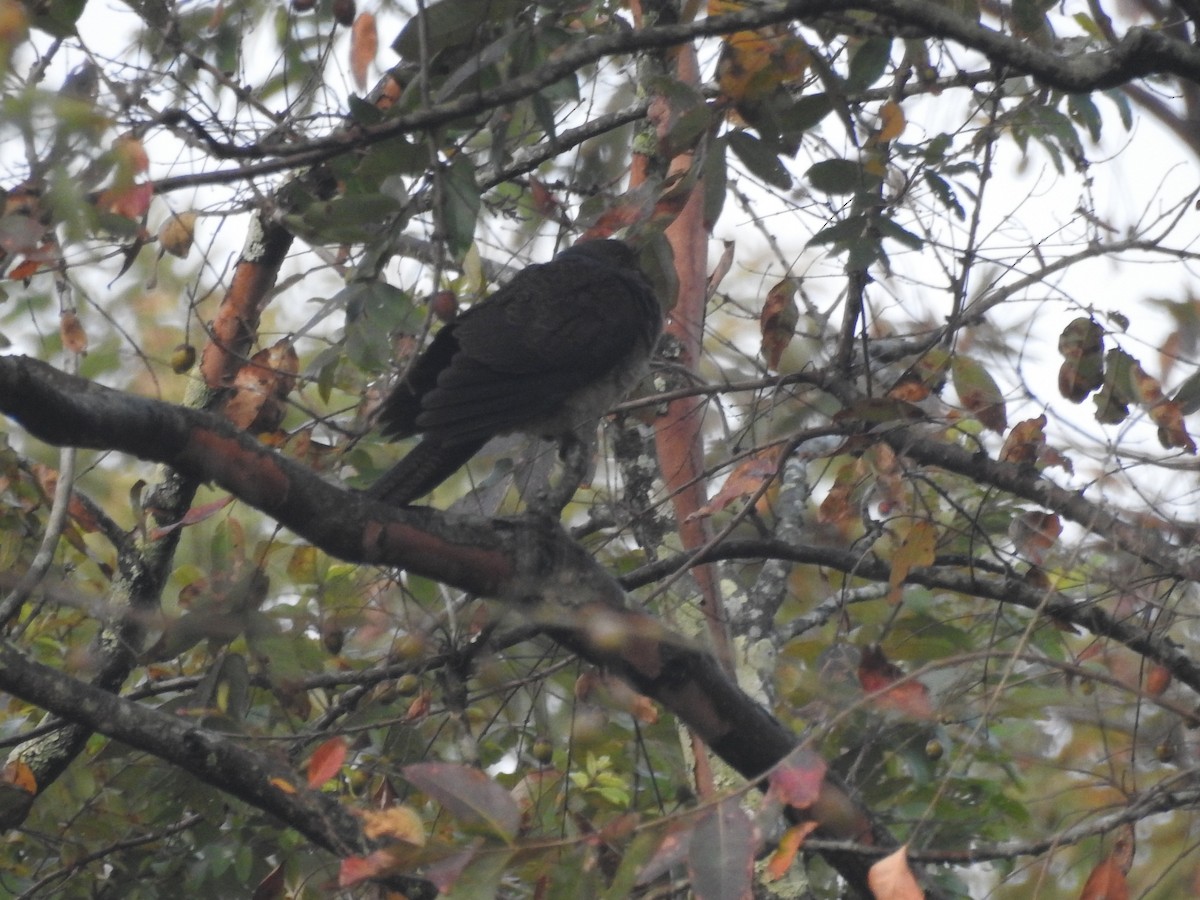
[760,279,799,371]
[60,310,88,355]
[159,211,197,258]
[350,12,377,91]
[1000,414,1047,465]
[868,845,924,899]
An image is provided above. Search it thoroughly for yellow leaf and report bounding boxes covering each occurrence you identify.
[362,805,426,846]
[887,520,936,604]
[878,100,906,142]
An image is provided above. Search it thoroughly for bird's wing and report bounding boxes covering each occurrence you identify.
[377,324,460,439]
[417,256,658,444]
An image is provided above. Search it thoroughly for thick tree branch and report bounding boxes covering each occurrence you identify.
[0,641,438,899]
[0,355,891,895]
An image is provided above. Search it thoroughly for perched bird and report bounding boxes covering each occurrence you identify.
[369,239,662,507]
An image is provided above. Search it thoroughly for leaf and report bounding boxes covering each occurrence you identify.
[868,845,924,899]
[760,279,798,370]
[1172,368,1200,414]
[224,338,299,433]
[158,211,197,258]
[338,849,406,888]
[402,762,520,840]
[887,519,936,603]
[767,746,827,810]
[2,761,37,794]
[688,797,757,900]
[807,158,873,194]
[307,736,347,788]
[952,354,1007,432]
[392,0,521,60]
[1078,856,1129,900]
[922,169,965,219]
[60,310,88,355]
[691,448,780,519]
[877,100,906,142]
[1000,414,1047,465]
[846,36,892,91]
[148,494,234,539]
[1057,317,1105,402]
[711,2,807,106]
[99,182,153,220]
[439,155,481,259]
[859,645,934,719]
[362,805,426,846]
[349,12,378,91]
[251,862,286,900]
[728,130,792,189]
[1009,511,1061,565]
[765,822,818,881]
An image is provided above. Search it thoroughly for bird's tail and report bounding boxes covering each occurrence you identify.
[367,438,487,506]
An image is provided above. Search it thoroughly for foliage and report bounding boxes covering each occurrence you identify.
[2,0,1200,898]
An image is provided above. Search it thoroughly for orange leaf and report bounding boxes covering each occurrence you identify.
[60,310,89,355]
[350,12,377,90]
[1078,856,1129,900]
[307,736,347,788]
[1144,664,1171,696]
[7,258,41,280]
[765,822,818,880]
[760,279,799,371]
[868,845,924,899]
[887,520,936,603]
[270,777,297,794]
[691,448,780,519]
[877,100,906,142]
[2,761,37,794]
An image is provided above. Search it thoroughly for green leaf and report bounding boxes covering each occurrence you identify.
[808,215,867,246]
[703,137,728,229]
[846,36,892,92]
[392,0,523,61]
[727,130,792,189]
[806,158,879,194]
[1067,93,1102,143]
[922,169,965,220]
[1174,369,1200,415]
[876,216,923,250]
[952,354,1007,432]
[440,154,481,259]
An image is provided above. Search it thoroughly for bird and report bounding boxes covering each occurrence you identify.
[368,239,662,508]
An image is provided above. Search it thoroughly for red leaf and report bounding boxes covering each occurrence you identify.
[307,736,347,788]
[1079,856,1129,900]
[767,746,827,810]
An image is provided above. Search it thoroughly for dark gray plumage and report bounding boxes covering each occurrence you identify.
[369,239,662,507]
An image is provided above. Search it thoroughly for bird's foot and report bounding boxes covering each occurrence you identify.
[529,438,589,516]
